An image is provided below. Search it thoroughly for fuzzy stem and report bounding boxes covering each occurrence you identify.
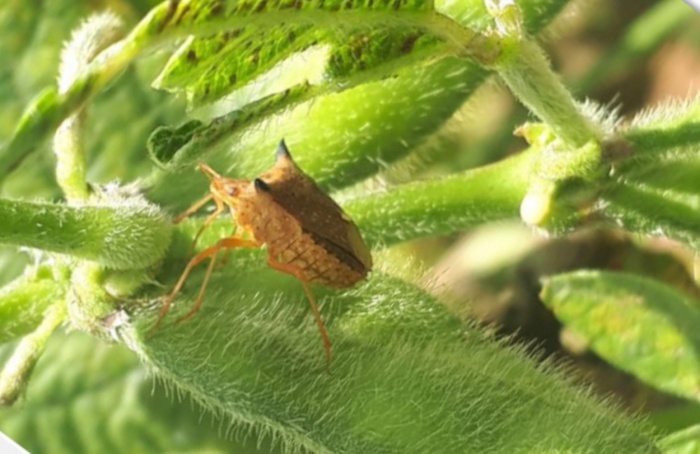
[0,270,68,344]
[0,302,66,406]
[624,122,700,157]
[53,12,124,203]
[54,114,90,202]
[0,198,171,270]
[602,183,700,253]
[345,147,536,247]
[497,39,603,147]
[623,95,700,158]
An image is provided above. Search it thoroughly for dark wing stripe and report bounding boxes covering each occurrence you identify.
[304,229,367,275]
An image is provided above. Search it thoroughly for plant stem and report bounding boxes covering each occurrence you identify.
[0,198,171,270]
[53,12,125,203]
[0,302,66,406]
[602,183,700,253]
[497,39,603,147]
[625,122,700,157]
[623,97,700,158]
[54,115,90,202]
[345,147,536,247]
[0,270,67,344]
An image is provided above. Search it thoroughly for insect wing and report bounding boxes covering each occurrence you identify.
[258,153,372,275]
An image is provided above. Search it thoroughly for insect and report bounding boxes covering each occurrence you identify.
[150,140,373,366]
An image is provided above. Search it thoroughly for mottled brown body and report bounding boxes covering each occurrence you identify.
[149,141,372,367]
[236,144,371,288]
[240,201,366,289]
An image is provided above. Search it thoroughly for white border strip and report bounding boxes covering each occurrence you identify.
[684,0,700,13]
[0,431,30,454]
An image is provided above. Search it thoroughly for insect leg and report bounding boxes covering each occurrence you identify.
[267,258,332,369]
[189,197,226,253]
[218,207,240,267]
[148,242,221,337]
[176,237,260,323]
[173,193,214,224]
[147,237,259,337]
[174,246,220,324]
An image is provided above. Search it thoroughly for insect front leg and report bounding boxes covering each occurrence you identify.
[189,197,227,254]
[173,193,214,224]
[266,257,332,369]
[218,207,240,267]
[148,237,260,337]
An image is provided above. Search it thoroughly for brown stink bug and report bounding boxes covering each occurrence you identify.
[150,140,373,366]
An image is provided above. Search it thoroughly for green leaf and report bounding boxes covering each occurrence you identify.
[147,119,204,167]
[155,21,443,108]
[1,0,569,184]
[325,28,440,80]
[1,0,447,180]
[659,424,700,454]
[602,182,700,253]
[146,83,314,170]
[541,270,700,401]
[0,266,67,344]
[154,25,321,106]
[147,57,488,212]
[168,0,436,22]
[0,331,268,454]
[112,225,660,453]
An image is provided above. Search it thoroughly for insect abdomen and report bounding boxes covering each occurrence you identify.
[274,234,365,289]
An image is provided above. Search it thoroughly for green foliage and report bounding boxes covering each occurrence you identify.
[0,266,67,343]
[129,256,657,454]
[542,271,700,402]
[659,424,700,454]
[147,57,488,210]
[1,0,700,452]
[154,25,321,105]
[0,331,267,454]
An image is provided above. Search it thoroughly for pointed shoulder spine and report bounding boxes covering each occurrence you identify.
[276,140,293,162]
[254,177,271,192]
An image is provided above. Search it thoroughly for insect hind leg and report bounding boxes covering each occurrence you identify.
[266,257,332,369]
